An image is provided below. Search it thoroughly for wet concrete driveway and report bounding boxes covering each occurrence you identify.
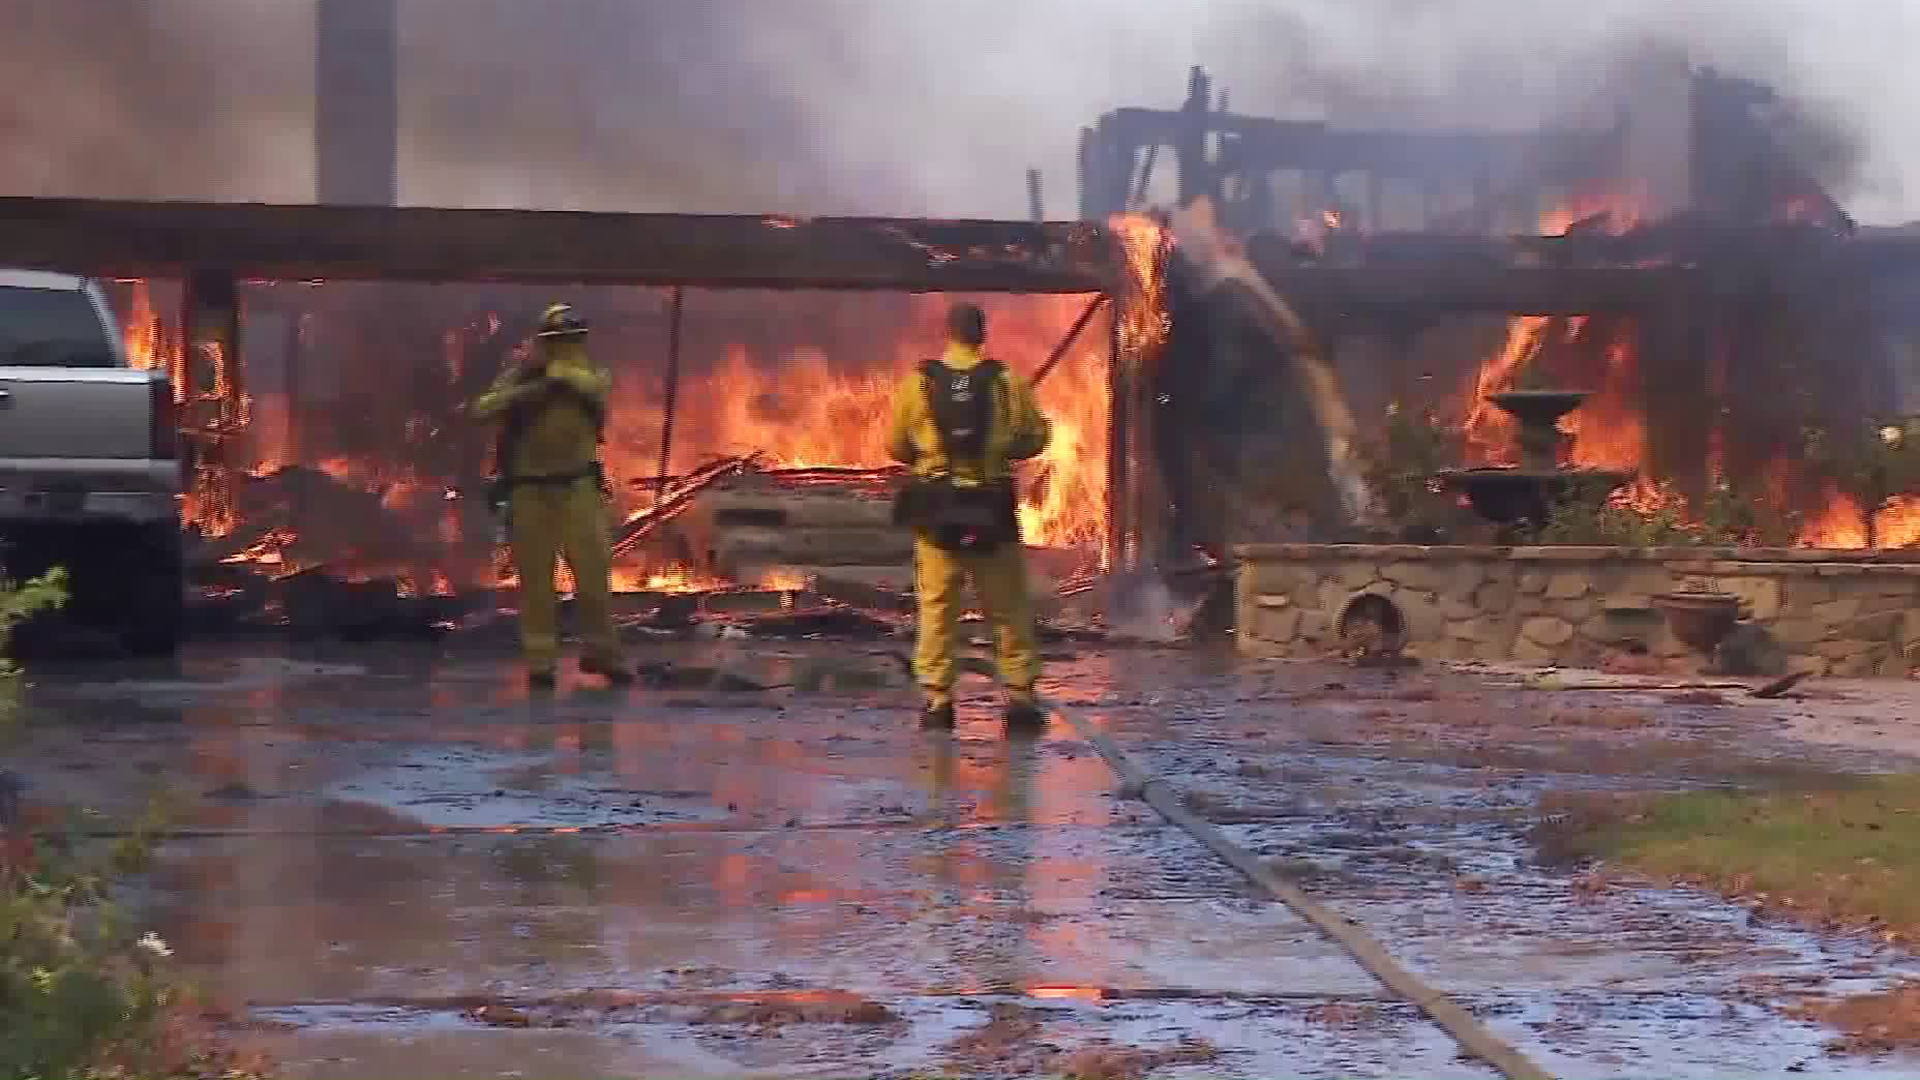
[13,640,1920,1078]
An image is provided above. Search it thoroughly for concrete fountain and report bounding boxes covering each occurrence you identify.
[1435,389,1632,534]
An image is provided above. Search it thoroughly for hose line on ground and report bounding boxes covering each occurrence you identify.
[1042,696,1559,1080]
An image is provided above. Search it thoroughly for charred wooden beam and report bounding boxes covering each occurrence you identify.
[1032,294,1109,387]
[0,197,1111,293]
[1243,262,1704,315]
[611,454,758,559]
[655,287,684,497]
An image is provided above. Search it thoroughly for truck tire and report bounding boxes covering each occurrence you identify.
[0,520,184,657]
[118,522,185,657]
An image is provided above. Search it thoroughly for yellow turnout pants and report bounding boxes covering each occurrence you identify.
[912,535,1040,700]
[508,476,619,672]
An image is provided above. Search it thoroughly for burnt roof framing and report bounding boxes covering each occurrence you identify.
[1078,65,1628,234]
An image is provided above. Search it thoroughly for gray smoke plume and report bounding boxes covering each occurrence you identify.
[1,0,1916,222]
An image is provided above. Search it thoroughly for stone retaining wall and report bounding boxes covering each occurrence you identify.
[1234,544,1920,678]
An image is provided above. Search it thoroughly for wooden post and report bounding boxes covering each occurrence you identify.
[1175,66,1214,209]
[1077,127,1093,220]
[1133,325,1165,568]
[1106,301,1129,571]
[180,269,241,418]
[1104,220,1173,571]
[1131,144,1159,210]
[655,286,684,498]
[179,268,243,532]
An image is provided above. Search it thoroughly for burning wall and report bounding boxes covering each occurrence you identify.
[1150,182,1914,557]
[1451,194,1908,548]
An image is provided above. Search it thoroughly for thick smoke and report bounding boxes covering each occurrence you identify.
[1,0,1916,222]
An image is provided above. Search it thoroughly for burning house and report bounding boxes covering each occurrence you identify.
[7,46,1920,654]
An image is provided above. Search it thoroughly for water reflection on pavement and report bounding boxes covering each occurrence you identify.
[9,641,1920,1078]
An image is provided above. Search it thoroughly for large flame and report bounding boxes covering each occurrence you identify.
[133,282,1112,593]
[1464,315,1648,479]
[1454,185,1917,542]
[596,293,1110,552]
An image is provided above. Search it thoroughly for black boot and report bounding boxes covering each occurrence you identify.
[580,655,634,686]
[1003,693,1046,736]
[920,694,956,731]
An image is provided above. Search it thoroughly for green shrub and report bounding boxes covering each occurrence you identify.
[0,568,266,1079]
[1,803,178,1080]
[1361,406,1463,535]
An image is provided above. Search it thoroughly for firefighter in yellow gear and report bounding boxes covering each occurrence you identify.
[468,303,631,689]
[888,302,1051,734]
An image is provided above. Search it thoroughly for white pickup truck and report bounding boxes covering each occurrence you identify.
[0,269,184,655]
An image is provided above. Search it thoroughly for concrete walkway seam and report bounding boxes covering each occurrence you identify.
[1043,697,1559,1080]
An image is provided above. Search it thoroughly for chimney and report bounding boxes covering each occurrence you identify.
[315,0,399,206]
[1618,47,1694,220]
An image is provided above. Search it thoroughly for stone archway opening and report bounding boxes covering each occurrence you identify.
[1338,592,1408,658]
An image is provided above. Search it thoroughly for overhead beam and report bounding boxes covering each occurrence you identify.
[1255,265,1703,315]
[0,197,1113,293]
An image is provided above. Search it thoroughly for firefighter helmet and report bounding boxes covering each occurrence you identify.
[945,302,986,347]
[536,303,588,338]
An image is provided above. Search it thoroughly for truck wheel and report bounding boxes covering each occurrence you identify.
[119,522,185,657]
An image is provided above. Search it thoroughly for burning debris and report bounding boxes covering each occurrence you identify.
[180,444,1130,646]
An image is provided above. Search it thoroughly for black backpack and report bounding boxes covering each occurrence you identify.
[893,358,1020,552]
[922,357,1004,467]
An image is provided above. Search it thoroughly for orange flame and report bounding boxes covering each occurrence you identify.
[1461,185,1914,548]
[1463,189,1664,506]
[188,287,1116,588]
[757,566,814,592]
[598,294,1110,552]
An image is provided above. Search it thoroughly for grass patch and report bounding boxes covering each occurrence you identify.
[1535,774,1920,938]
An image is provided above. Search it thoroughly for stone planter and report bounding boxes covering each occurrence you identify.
[1653,591,1742,654]
[1235,544,1920,678]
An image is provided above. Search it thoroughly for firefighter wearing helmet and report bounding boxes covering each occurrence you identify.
[468,303,631,689]
[888,302,1051,734]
